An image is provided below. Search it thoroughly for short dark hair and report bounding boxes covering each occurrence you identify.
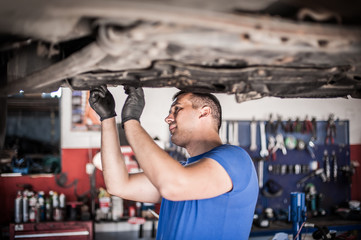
[173,91,222,131]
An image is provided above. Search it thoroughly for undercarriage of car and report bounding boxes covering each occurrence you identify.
[0,0,361,102]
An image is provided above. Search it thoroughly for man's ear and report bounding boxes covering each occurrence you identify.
[199,106,211,118]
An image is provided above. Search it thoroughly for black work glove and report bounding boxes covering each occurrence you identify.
[121,86,145,126]
[89,85,117,121]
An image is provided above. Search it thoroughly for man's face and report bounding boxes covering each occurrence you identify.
[164,93,198,147]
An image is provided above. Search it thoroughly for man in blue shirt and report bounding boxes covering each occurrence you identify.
[89,85,259,239]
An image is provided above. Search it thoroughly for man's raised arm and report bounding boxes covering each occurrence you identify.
[89,86,161,203]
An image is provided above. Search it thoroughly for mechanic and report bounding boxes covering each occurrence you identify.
[89,85,259,239]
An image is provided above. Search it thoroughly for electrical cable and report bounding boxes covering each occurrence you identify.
[293,221,306,240]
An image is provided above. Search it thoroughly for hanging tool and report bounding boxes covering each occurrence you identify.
[266,114,276,135]
[258,160,264,189]
[302,115,313,134]
[250,119,257,151]
[305,183,318,217]
[272,134,287,155]
[325,114,336,144]
[331,150,338,182]
[294,164,301,174]
[297,169,327,187]
[311,117,317,140]
[274,115,284,134]
[227,121,233,144]
[259,122,269,158]
[293,117,302,132]
[323,150,331,182]
[284,118,293,133]
[307,139,316,159]
[232,121,239,146]
[268,136,276,160]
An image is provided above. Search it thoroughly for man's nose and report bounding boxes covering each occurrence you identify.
[165,113,174,124]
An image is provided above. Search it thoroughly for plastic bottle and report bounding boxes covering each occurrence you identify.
[136,202,142,217]
[38,191,45,221]
[28,192,37,223]
[46,191,54,221]
[59,193,66,221]
[111,196,123,221]
[53,192,61,221]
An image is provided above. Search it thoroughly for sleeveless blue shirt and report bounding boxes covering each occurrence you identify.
[157,144,259,240]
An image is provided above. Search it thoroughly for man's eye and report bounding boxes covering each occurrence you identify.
[172,107,181,116]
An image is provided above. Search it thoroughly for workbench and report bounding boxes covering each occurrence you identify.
[9,221,93,240]
[250,216,361,238]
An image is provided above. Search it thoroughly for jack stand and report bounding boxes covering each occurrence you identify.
[289,192,307,240]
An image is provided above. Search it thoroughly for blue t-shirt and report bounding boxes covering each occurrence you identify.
[157,144,259,240]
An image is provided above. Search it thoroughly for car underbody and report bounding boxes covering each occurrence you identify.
[0,0,361,102]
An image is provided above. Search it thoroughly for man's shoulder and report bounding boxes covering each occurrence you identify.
[204,144,251,164]
[211,144,247,155]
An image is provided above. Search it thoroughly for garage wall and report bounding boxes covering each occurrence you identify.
[60,87,361,202]
[1,87,359,224]
[61,87,361,147]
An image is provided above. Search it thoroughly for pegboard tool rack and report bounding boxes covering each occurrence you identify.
[221,119,351,217]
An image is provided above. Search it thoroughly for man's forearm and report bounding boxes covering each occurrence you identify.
[123,120,184,194]
[101,118,129,196]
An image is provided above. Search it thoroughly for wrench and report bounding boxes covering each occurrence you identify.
[259,122,269,157]
[233,122,239,146]
[258,160,264,188]
[228,121,233,144]
[250,120,257,151]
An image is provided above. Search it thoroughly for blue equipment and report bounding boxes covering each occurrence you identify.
[289,192,307,240]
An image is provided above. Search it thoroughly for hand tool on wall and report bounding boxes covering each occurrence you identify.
[284,118,293,133]
[268,136,276,160]
[293,117,302,132]
[331,150,338,182]
[311,117,317,140]
[232,121,239,146]
[281,164,287,175]
[323,150,331,182]
[294,164,301,174]
[258,159,264,188]
[259,122,269,158]
[227,121,233,144]
[302,115,313,134]
[325,114,336,144]
[305,183,318,217]
[273,134,287,155]
[266,114,275,135]
[307,139,316,159]
[275,115,284,134]
[250,119,257,151]
[227,121,239,145]
[297,168,327,187]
